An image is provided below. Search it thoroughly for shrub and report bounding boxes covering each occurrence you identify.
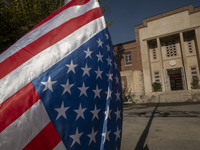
[152,82,162,92]
[191,77,200,89]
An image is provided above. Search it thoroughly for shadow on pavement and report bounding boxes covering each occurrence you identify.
[134,102,160,150]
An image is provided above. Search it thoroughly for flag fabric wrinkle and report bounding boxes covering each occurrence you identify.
[0,0,123,149]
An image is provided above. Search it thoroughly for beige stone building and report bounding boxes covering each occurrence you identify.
[115,5,200,102]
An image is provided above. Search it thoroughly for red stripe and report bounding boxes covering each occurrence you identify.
[31,0,90,32]
[0,83,40,133]
[23,122,62,150]
[0,8,103,79]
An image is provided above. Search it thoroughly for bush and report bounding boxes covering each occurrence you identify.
[122,89,134,102]
[191,77,200,89]
[152,82,162,92]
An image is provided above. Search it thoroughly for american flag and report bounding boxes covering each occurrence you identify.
[0,0,123,149]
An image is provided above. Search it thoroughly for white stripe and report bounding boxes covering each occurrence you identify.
[0,100,50,150]
[53,141,66,150]
[0,0,99,63]
[0,17,106,104]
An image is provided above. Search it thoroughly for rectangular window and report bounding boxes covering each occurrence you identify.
[191,66,198,79]
[187,40,193,53]
[152,45,157,60]
[166,40,177,57]
[154,71,160,83]
[124,51,132,66]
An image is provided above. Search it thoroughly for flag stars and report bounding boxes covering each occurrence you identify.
[115,75,120,84]
[95,67,103,79]
[114,62,118,69]
[81,63,91,77]
[90,105,100,120]
[92,85,102,99]
[102,130,111,143]
[105,34,109,39]
[96,51,103,62]
[41,76,56,92]
[115,91,121,101]
[78,82,89,97]
[87,127,98,145]
[106,44,110,51]
[114,127,121,141]
[106,73,113,81]
[84,47,93,59]
[115,108,121,120]
[107,57,112,66]
[69,128,84,147]
[54,101,69,120]
[97,39,103,48]
[61,79,74,95]
[66,60,77,74]
[74,104,87,120]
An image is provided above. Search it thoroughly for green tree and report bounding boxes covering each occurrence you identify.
[0,0,110,53]
[0,0,64,53]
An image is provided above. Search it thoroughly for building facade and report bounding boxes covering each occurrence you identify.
[115,5,200,102]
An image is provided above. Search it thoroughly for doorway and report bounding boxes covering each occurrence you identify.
[167,68,184,91]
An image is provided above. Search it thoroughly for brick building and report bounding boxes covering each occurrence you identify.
[114,5,200,102]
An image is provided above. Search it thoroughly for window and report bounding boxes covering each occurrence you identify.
[187,40,193,53]
[191,66,198,79]
[154,71,160,83]
[124,51,132,66]
[152,45,157,60]
[166,40,177,57]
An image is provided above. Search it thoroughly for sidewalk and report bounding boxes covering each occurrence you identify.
[121,102,200,150]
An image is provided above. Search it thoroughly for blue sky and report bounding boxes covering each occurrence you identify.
[102,0,200,45]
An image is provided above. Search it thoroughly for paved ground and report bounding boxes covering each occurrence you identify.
[121,102,200,150]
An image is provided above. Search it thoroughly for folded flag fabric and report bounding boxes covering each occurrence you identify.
[0,0,123,149]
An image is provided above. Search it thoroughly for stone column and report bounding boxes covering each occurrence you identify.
[179,32,189,90]
[156,38,166,92]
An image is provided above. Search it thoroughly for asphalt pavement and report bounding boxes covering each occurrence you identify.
[121,102,200,150]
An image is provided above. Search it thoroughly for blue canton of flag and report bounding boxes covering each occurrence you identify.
[32,28,123,150]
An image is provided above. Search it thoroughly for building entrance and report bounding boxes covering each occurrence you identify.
[167,69,184,91]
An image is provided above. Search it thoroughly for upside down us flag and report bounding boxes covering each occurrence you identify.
[0,0,123,149]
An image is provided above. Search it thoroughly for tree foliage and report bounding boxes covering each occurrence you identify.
[0,0,110,53]
[0,0,64,53]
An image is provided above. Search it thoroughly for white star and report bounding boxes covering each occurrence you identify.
[95,67,103,79]
[69,128,83,147]
[61,79,74,95]
[81,63,91,77]
[102,130,111,143]
[106,87,112,100]
[114,62,118,69]
[66,60,77,73]
[104,108,112,120]
[115,91,121,101]
[84,47,93,59]
[105,34,109,39]
[74,104,87,120]
[115,75,120,84]
[115,107,121,120]
[114,127,121,141]
[96,51,103,62]
[87,127,98,145]
[78,82,89,97]
[107,56,112,66]
[97,39,103,47]
[54,101,69,120]
[41,76,56,92]
[106,73,113,81]
[91,105,100,120]
[106,44,110,51]
[93,85,102,99]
